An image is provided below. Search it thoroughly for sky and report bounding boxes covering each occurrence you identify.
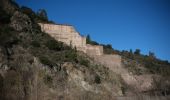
[16,0,170,61]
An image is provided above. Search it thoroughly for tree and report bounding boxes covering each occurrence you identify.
[21,6,35,17]
[130,49,133,54]
[86,34,91,44]
[149,51,155,58]
[37,9,48,22]
[86,34,99,45]
[134,49,140,55]
[128,49,134,59]
[106,44,112,49]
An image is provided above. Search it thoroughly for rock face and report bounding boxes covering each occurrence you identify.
[10,11,32,32]
[38,23,103,56]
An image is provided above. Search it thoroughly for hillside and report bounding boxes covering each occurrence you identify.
[0,0,170,100]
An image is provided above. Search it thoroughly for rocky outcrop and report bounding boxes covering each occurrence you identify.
[10,11,32,32]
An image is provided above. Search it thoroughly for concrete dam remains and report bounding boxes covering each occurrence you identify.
[38,23,103,56]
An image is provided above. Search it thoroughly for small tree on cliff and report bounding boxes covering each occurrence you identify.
[86,34,91,44]
[134,49,141,55]
[149,51,156,58]
[130,49,133,54]
[36,9,48,22]
[86,34,99,45]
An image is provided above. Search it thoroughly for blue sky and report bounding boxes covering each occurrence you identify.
[16,0,170,61]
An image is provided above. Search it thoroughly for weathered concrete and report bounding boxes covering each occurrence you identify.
[38,23,103,55]
[86,44,103,56]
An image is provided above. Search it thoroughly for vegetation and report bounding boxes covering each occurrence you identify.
[43,74,53,87]
[120,49,170,76]
[85,34,170,76]
[102,44,114,54]
[86,34,99,45]
[0,7,11,24]
[134,49,141,55]
[85,33,170,76]
[0,0,170,99]
[39,56,54,67]
[86,34,116,54]
[36,9,48,22]
[94,75,101,84]
[45,39,64,51]
[20,6,54,24]
[87,35,170,76]
[78,55,90,67]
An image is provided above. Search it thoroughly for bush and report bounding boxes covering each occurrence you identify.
[36,9,49,23]
[43,74,53,87]
[65,49,77,62]
[94,75,101,84]
[102,44,113,54]
[78,57,90,67]
[20,6,36,20]
[45,40,63,51]
[134,49,141,55]
[39,56,53,67]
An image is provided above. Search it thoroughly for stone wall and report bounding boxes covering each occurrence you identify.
[39,23,76,33]
[86,44,103,56]
[38,23,103,55]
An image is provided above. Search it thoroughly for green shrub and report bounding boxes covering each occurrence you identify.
[65,49,77,62]
[21,6,35,17]
[86,34,99,45]
[43,74,53,87]
[45,40,63,51]
[79,57,90,67]
[121,86,126,95]
[37,9,48,22]
[102,44,114,54]
[134,49,141,55]
[94,75,101,84]
[39,56,53,67]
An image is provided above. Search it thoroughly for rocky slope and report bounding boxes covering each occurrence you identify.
[0,0,124,99]
[0,0,170,100]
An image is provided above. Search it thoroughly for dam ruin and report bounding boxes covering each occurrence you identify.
[38,23,103,56]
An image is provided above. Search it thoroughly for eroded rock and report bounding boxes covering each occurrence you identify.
[10,11,32,32]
